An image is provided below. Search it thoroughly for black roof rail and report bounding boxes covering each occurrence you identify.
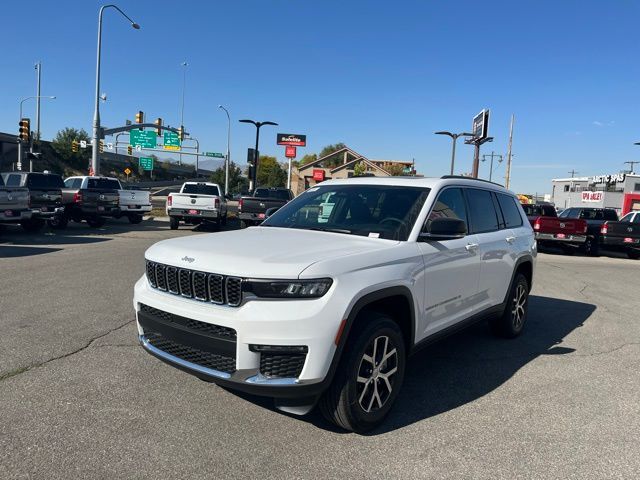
[440,175,504,187]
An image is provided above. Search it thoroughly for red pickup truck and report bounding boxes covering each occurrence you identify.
[521,203,588,254]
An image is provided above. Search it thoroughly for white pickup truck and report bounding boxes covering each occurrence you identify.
[71,176,151,224]
[0,174,32,225]
[166,182,228,230]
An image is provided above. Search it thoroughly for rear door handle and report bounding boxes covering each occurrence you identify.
[506,236,516,244]
[465,243,479,251]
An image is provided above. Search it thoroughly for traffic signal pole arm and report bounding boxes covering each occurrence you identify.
[101,124,187,136]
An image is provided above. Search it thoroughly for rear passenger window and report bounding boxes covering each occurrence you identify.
[5,175,21,187]
[496,194,524,228]
[465,188,500,233]
[427,188,468,230]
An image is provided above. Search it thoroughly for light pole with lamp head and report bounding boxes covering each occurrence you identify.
[239,119,278,192]
[434,131,474,175]
[218,105,231,195]
[19,95,56,171]
[178,61,188,166]
[92,4,140,176]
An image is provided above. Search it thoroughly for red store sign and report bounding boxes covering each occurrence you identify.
[313,169,325,182]
[582,191,604,202]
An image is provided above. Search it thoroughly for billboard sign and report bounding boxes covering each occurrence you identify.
[582,191,604,202]
[277,133,306,147]
[285,146,297,158]
[472,109,489,140]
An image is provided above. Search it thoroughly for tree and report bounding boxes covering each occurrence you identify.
[353,161,366,177]
[318,143,347,168]
[256,155,287,187]
[386,163,406,176]
[51,127,90,171]
[296,153,317,167]
[209,161,249,193]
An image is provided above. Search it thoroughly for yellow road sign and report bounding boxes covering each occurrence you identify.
[124,167,132,175]
[164,145,181,151]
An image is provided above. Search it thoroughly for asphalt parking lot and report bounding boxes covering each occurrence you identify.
[1,221,639,479]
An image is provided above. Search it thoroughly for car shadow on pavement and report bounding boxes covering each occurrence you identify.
[0,245,63,258]
[304,295,596,434]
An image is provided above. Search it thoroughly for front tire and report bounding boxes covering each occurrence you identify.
[319,313,406,433]
[169,217,179,230]
[490,272,529,338]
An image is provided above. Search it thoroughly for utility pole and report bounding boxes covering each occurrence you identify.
[568,169,579,178]
[504,114,514,189]
[179,61,187,166]
[34,62,42,143]
[623,160,639,173]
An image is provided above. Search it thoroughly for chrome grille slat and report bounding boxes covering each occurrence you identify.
[146,260,242,307]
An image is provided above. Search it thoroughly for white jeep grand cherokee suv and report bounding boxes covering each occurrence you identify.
[134,176,536,432]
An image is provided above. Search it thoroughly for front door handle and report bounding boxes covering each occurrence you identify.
[505,236,516,244]
[465,243,479,251]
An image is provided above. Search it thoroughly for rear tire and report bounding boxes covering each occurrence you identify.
[240,220,249,229]
[128,214,143,224]
[21,218,45,233]
[86,217,106,228]
[490,272,529,339]
[583,237,599,256]
[169,217,179,230]
[319,313,406,433]
[49,214,68,230]
[221,213,227,226]
[628,249,640,260]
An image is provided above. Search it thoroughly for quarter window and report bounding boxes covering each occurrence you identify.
[496,193,524,228]
[465,188,500,233]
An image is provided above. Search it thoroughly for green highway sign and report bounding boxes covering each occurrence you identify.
[130,129,157,149]
[139,157,154,171]
[204,152,225,158]
[163,131,181,151]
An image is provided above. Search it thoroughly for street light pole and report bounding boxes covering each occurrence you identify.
[435,131,473,175]
[34,62,42,144]
[239,119,278,192]
[481,151,503,182]
[179,61,188,166]
[92,4,140,176]
[218,105,231,195]
[18,95,56,171]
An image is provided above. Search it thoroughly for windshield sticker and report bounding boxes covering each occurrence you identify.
[368,232,380,238]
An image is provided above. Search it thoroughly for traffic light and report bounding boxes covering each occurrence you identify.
[178,125,184,141]
[154,118,162,136]
[18,118,30,142]
[99,140,104,153]
[71,140,78,153]
[135,110,144,130]
[127,145,133,156]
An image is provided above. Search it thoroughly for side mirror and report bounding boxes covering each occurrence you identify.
[419,218,467,241]
[265,207,281,218]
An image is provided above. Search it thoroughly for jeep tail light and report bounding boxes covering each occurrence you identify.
[533,218,540,231]
[601,223,608,234]
[238,198,243,212]
[73,192,83,204]
[167,194,172,207]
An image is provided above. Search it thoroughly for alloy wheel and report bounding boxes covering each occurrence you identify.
[356,335,399,413]
[511,283,527,330]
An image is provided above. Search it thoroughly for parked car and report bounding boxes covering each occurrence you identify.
[135,176,536,432]
[600,211,640,259]
[167,182,228,230]
[1,171,65,232]
[522,203,588,254]
[558,207,619,255]
[238,187,294,228]
[0,174,31,227]
[60,176,121,228]
[82,177,151,224]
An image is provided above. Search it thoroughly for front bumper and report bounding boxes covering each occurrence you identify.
[133,276,340,398]
[535,232,587,244]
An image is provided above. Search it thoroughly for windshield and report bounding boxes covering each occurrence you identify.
[182,184,220,196]
[521,204,556,217]
[88,178,121,190]
[254,188,291,200]
[262,184,430,240]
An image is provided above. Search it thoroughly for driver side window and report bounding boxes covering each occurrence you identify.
[426,188,468,231]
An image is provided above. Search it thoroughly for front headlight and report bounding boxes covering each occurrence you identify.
[245,278,333,299]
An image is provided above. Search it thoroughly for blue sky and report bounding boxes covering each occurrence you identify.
[1,0,639,193]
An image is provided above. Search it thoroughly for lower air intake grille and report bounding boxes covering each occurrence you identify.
[146,333,236,374]
[260,354,307,379]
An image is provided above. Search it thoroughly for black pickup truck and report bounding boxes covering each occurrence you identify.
[238,187,294,228]
[60,176,120,228]
[1,171,66,232]
[600,211,640,259]
[558,207,619,255]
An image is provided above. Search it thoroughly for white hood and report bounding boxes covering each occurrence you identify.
[145,226,398,278]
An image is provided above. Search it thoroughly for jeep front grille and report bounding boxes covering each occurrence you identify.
[146,260,243,307]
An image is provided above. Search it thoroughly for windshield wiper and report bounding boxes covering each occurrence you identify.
[306,226,352,234]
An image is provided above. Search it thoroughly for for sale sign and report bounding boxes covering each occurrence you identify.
[277,133,306,147]
[285,146,297,158]
[313,169,325,181]
[582,191,604,202]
